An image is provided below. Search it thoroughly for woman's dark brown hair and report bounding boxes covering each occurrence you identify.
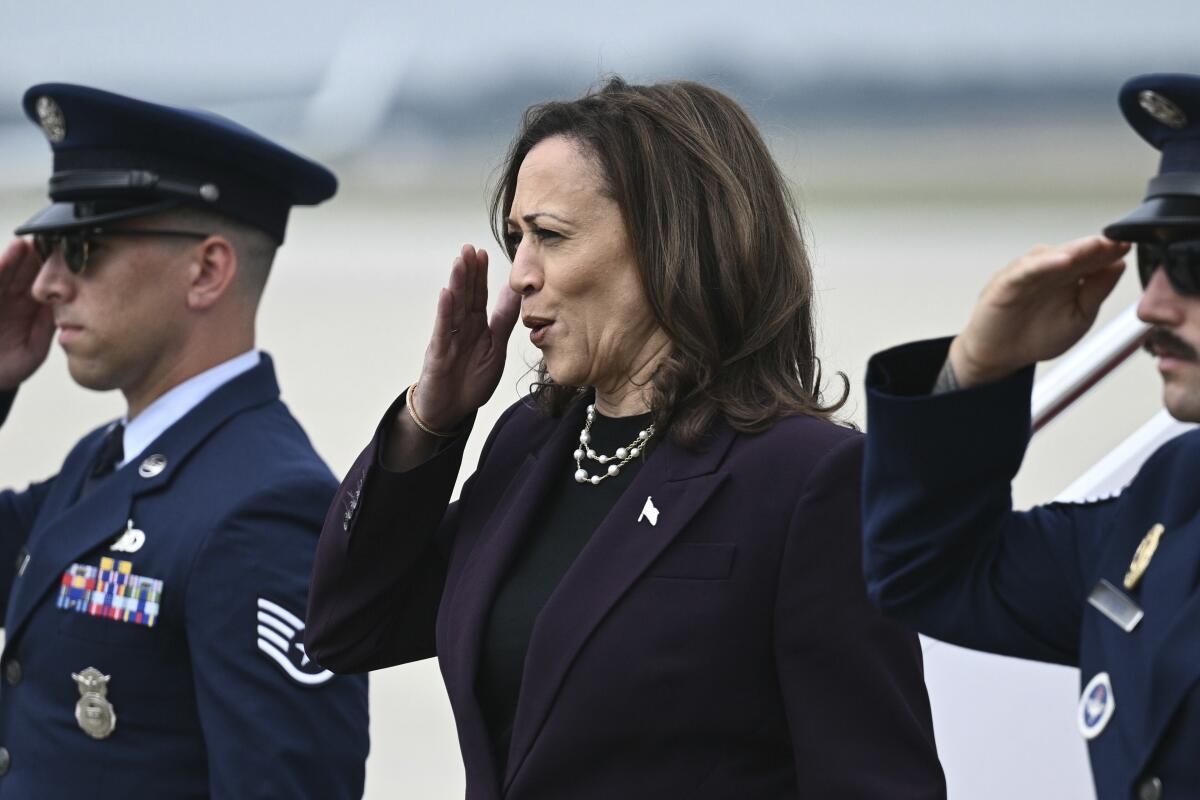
[490,76,847,448]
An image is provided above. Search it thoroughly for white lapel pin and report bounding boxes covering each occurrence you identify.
[638,496,660,527]
[110,519,146,553]
[138,454,167,478]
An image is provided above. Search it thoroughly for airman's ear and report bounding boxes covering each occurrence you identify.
[186,235,238,311]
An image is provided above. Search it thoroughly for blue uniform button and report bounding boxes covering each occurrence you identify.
[1137,776,1163,800]
[4,660,20,686]
[0,746,10,775]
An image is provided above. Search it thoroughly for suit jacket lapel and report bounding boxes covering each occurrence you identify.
[503,421,736,789]
[440,401,586,711]
[434,402,579,799]
[5,356,281,641]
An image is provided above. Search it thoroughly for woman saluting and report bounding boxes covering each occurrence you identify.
[307,77,944,799]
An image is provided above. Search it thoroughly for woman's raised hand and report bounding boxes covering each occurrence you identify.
[409,244,522,434]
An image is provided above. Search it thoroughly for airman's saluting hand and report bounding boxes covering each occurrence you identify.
[0,238,54,392]
[949,236,1131,388]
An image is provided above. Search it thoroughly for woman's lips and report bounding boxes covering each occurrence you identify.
[524,315,554,347]
[529,322,551,346]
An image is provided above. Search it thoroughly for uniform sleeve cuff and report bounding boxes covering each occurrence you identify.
[865,337,1035,484]
[866,337,955,397]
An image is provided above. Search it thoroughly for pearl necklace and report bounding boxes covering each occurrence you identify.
[573,404,655,485]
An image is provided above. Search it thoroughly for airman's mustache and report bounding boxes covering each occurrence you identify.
[1143,328,1198,361]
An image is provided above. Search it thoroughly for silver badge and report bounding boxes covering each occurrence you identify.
[72,668,117,740]
[138,454,167,478]
[35,96,67,143]
[1138,90,1188,130]
[110,519,146,554]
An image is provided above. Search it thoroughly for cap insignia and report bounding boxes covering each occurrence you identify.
[1138,90,1187,130]
[35,95,67,143]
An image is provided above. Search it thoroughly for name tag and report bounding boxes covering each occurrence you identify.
[1087,578,1143,633]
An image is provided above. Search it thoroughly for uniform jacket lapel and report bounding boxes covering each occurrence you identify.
[5,356,281,641]
[1138,571,1200,772]
[6,440,137,636]
[502,417,736,789]
[1090,469,1200,779]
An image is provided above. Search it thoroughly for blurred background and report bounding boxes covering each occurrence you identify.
[2,1,1198,796]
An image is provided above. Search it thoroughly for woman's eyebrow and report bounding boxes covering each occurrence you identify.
[522,212,571,225]
[505,211,572,229]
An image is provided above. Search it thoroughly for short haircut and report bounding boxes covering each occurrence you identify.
[160,206,278,302]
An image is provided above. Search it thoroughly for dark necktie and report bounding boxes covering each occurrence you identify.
[80,422,125,498]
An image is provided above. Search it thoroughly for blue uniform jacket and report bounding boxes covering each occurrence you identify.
[0,355,368,799]
[863,337,1200,800]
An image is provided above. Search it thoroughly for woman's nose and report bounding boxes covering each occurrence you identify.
[508,242,543,297]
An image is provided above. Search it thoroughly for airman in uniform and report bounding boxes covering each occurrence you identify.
[862,73,1200,800]
[0,84,369,798]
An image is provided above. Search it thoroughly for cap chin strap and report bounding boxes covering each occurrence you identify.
[49,169,220,203]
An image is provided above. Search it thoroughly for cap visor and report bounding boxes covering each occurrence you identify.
[14,199,183,236]
[1103,195,1200,241]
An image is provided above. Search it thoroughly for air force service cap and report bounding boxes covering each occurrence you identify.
[1105,73,1200,241]
[14,83,336,245]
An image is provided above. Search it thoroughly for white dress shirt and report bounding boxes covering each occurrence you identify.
[117,350,261,468]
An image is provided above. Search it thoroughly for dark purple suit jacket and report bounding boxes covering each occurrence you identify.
[307,394,944,799]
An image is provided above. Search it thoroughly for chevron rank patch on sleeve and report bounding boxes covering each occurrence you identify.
[256,597,335,686]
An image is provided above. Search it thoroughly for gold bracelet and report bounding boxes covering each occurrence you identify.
[405,383,459,438]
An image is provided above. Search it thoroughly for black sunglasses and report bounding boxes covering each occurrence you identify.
[32,227,210,275]
[1137,239,1200,296]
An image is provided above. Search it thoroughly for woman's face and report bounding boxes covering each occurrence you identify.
[506,135,665,394]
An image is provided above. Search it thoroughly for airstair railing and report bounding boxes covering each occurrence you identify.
[1032,304,1149,432]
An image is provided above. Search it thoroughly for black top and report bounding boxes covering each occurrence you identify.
[477,408,655,774]
[0,390,14,428]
